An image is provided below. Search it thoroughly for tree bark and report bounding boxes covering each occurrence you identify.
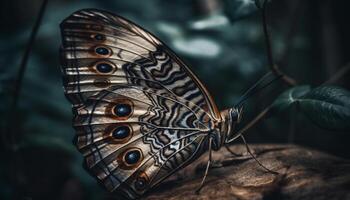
[144,144,350,200]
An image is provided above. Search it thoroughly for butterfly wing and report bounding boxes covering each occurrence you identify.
[60,9,219,199]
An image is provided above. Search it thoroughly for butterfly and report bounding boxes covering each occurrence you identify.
[60,8,276,199]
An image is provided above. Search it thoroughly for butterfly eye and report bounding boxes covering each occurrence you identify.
[113,103,132,118]
[231,112,238,122]
[94,46,111,56]
[230,108,241,123]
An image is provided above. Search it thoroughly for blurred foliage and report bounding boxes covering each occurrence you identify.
[223,0,261,21]
[0,0,349,200]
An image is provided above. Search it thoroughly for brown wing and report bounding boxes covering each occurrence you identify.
[60,8,220,119]
[60,8,220,199]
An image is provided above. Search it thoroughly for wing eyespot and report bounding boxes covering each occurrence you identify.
[125,150,141,164]
[85,24,103,31]
[96,63,113,73]
[112,125,130,139]
[113,103,132,118]
[104,124,133,144]
[117,148,143,170]
[105,99,134,120]
[93,34,106,41]
[93,78,111,88]
[94,61,116,74]
[93,46,112,56]
[134,172,149,191]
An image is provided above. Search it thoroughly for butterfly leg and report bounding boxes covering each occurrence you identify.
[225,144,242,157]
[195,137,213,194]
[240,135,278,174]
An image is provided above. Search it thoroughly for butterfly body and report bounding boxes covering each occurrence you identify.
[60,9,240,199]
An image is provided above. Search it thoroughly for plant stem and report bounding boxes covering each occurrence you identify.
[260,0,297,86]
[5,1,49,197]
[323,62,350,85]
[5,0,48,150]
[278,0,303,67]
[11,0,48,113]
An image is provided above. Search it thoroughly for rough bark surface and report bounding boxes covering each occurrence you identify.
[143,144,350,200]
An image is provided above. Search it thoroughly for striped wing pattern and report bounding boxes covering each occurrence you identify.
[60,9,219,199]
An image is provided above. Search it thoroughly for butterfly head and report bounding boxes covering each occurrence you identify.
[231,106,243,124]
[219,107,243,144]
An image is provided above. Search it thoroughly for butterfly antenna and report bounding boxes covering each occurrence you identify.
[226,105,270,144]
[234,72,283,108]
[226,72,283,144]
[226,72,282,173]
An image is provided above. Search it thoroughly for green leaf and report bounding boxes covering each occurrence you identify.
[298,86,350,131]
[270,85,311,114]
[270,85,350,131]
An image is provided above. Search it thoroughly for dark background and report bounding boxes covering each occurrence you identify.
[0,0,349,199]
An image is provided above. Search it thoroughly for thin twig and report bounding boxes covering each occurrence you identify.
[11,0,48,112]
[323,62,350,85]
[287,105,296,143]
[261,0,274,71]
[5,0,49,195]
[278,0,303,67]
[5,0,48,150]
[260,0,297,86]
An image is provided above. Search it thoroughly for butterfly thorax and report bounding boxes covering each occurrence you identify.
[217,108,241,147]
